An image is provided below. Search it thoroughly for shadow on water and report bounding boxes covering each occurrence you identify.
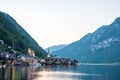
[0,64,120,80]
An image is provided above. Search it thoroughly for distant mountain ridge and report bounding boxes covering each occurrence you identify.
[53,17,120,63]
[45,44,67,54]
[0,11,46,56]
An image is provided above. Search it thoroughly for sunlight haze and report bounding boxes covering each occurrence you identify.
[0,0,120,48]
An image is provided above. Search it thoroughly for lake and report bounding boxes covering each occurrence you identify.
[0,63,120,80]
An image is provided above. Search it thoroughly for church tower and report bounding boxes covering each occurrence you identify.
[47,48,50,58]
[31,50,35,57]
[28,48,32,55]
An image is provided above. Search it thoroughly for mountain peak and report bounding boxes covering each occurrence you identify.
[114,17,120,23]
[53,17,120,62]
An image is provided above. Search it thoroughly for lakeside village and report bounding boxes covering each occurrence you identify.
[0,48,78,67]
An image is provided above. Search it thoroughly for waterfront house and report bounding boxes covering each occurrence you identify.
[18,54,39,64]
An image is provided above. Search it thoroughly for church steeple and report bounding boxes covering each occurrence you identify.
[47,48,50,58]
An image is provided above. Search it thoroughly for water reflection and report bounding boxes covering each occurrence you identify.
[0,66,40,80]
[33,71,97,80]
[32,65,98,80]
[0,64,120,80]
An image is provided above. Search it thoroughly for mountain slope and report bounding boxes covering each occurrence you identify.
[0,11,46,56]
[53,17,120,62]
[45,44,67,54]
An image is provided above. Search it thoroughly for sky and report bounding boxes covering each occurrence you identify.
[0,0,120,48]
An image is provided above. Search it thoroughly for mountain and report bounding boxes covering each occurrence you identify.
[45,44,67,54]
[53,17,120,63]
[0,11,46,57]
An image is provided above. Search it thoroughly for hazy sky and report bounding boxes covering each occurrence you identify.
[0,0,120,48]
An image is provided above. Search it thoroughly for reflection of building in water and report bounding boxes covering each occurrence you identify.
[12,67,17,80]
[27,67,37,80]
[3,66,38,80]
[43,65,51,71]
[5,67,21,80]
[5,66,12,80]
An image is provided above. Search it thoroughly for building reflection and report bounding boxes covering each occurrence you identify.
[0,66,39,80]
[1,64,119,80]
[33,65,74,80]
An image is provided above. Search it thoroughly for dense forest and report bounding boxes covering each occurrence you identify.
[0,12,46,57]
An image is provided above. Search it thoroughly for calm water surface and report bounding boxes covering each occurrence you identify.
[0,64,120,80]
